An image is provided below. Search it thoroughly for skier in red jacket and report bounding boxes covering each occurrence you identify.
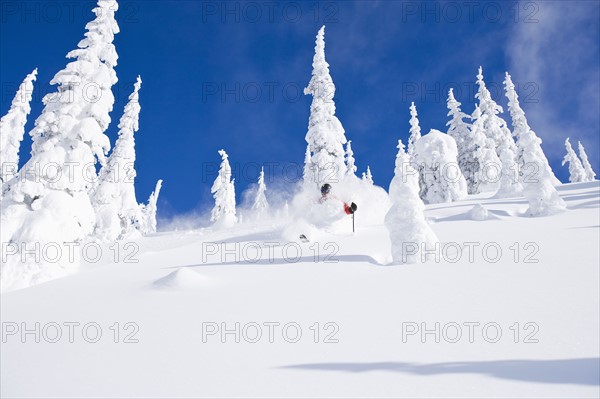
[299,184,357,242]
[319,183,357,214]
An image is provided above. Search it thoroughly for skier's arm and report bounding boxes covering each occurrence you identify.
[327,194,357,214]
[344,202,357,214]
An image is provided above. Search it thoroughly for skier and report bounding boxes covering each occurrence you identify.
[319,183,357,215]
[299,184,357,242]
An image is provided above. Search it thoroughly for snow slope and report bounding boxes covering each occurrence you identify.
[1,181,599,398]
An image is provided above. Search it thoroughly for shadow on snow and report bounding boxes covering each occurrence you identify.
[280,358,600,386]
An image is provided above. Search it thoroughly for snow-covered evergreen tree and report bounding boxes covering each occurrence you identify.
[251,167,269,214]
[578,141,596,182]
[1,0,120,292]
[137,179,162,235]
[211,149,237,227]
[345,140,357,177]
[385,140,439,264]
[302,144,315,188]
[446,88,471,151]
[494,75,523,199]
[413,129,468,204]
[447,88,504,195]
[304,26,347,187]
[407,102,421,160]
[470,110,502,193]
[475,67,516,158]
[516,129,566,216]
[504,72,560,185]
[92,76,142,241]
[0,69,37,186]
[362,166,374,185]
[445,88,481,194]
[495,145,523,198]
[562,138,586,183]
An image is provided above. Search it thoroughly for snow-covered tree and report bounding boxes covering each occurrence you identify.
[302,144,314,188]
[251,167,269,214]
[413,129,468,204]
[345,140,357,177]
[562,138,586,183]
[447,87,505,196]
[470,110,502,194]
[494,75,523,199]
[211,149,237,227]
[385,140,439,264]
[92,76,142,241]
[446,88,480,194]
[0,69,37,186]
[407,102,421,160]
[362,166,374,185]
[516,129,566,216]
[504,72,560,185]
[446,88,470,151]
[475,67,516,158]
[495,145,523,198]
[578,141,596,182]
[137,179,162,235]
[304,26,347,186]
[1,0,120,292]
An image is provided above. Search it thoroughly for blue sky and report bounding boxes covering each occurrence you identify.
[1,0,599,218]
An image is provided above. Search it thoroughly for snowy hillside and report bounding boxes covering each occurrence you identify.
[1,2,598,397]
[2,181,598,398]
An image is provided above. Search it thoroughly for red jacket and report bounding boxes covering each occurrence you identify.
[321,194,354,215]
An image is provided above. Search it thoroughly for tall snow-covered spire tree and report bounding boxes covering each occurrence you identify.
[475,67,516,157]
[562,138,586,183]
[4,0,119,202]
[504,72,560,185]
[446,88,479,193]
[211,149,237,227]
[17,0,119,194]
[345,140,357,177]
[0,68,37,185]
[137,179,162,235]
[515,129,566,216]
[494,75,523,198]
[251,167,269,214]
[469,105,502,194]
[578,141,596,182]
[362,166,374,185]
[407,102,421,160]
[304,26,347,187]
[446,88,470,145]
[385,140,439,264]
[1,0,120,292]
[92,76,142,241]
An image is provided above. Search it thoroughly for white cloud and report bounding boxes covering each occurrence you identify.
[507,1,600,173]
